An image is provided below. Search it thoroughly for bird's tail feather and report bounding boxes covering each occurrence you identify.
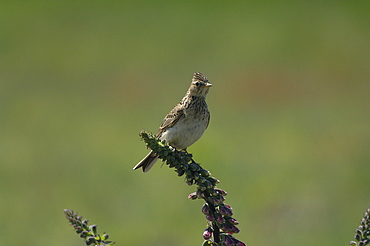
[133,151,159,173]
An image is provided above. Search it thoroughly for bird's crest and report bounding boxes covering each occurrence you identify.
[192,72,209,83]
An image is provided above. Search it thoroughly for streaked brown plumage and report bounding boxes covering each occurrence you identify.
[133,72,212,172]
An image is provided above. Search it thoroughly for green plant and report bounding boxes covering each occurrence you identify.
[139,130,246,246]
[64,209,115,246]
[350,207,370,246]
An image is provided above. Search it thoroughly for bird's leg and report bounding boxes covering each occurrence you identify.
[182,148,196,163]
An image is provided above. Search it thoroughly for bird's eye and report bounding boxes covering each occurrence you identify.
[195,82,200,87]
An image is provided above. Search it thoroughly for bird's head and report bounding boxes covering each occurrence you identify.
[188,72,212,97]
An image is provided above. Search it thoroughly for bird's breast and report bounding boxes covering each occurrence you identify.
[160,113,209,150]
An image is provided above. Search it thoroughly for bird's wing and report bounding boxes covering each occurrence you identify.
[157,104,185,136]
[206,112,210,129]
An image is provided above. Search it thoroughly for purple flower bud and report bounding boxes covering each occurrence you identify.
[202,228,212,240]
[220,223,230,232]
[188,192,198,200]
[219,205,233,217]
[206,214,215,222]
[224,235,235,246]
[210,189,218,196]
[215,213,225,224]
[221,224,236,233]
[235,240,246,246]
[215,188,227,196]
[228,217,239,225]
[230,225,240,234]
[202,204,210,215]
[213,197,224,205]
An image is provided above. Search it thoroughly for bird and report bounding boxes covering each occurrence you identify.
[133,72,212,172]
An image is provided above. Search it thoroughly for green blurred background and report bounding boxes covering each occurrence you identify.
[0,1,369,245]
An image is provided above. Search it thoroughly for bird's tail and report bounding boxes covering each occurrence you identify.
[133,150,159,173]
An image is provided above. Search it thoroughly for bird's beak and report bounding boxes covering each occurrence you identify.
[203,82,212,88]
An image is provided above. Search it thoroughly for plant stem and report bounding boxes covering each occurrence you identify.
[204,191,220,244]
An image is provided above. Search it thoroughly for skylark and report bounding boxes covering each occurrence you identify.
[133,72,212,172]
